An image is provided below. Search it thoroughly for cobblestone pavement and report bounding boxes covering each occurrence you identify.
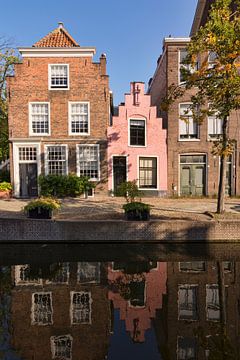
[0,196,240,220]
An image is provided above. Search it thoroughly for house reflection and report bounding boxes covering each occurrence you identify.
[108,261,167,343]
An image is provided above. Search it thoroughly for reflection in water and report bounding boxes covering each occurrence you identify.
[0,260,240,359]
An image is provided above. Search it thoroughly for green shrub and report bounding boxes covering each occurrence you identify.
[38,174,95,197]
[117,180,141,202]
[123,201,150,212]
[24,197,61,212]
[0,182,12,191]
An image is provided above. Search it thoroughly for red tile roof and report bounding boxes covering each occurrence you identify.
[33,23,79,48]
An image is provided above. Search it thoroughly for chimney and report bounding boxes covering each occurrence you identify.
[100,53,107,75]
[58,22,64,29]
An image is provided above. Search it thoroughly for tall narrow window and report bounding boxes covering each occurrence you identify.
[129,119,145,146]
[32,292,53,325]
[51,335,72,360]
[178,285,198,320]
[30,103,49,135]
[139,157,157,189]
[45,145,67,175]
[179,49,197,84]
[49,64,69,89]
[208,110,223,139]
[71,291,92,324]
[206,285,220,321]
[69,102,89,134]
[179,104,199,139]
[177,337,197,360]
[77,145,99,181]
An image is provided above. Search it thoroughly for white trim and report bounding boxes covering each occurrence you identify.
[164,37,190,44]
[50,335,73,360]
[178,284,199,321]
[19,47,96,58]
[68,101,90,136]
[137,155,159,191]
[76,144,100,181]
[70,291,92,325]
[31,291,53,325]
[13,142,41,198]
[178,102,200,140]
[48,64,69,90]
[44,144,68,176]
[128,118,147,147]
[29,102,51,136]
[111,154,128,192]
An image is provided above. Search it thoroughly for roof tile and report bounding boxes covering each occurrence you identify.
[33,23,79,48]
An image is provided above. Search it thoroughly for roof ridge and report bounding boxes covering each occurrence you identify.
[33,23,80,48]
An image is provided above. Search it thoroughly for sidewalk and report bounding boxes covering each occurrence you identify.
[0,196,240,221]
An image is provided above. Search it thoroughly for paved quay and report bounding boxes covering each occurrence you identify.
[0,196,240,221]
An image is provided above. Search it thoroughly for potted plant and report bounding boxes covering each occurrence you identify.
[0,182,12,199]
[24,197,61,219]
[118,180,151,221]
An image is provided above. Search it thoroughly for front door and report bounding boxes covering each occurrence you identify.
[180,155,206,196]
[19,163,38,197]
[113,156,127,194]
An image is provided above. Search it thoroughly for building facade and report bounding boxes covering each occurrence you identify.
[7,23,110,198]
[148,37,240,197]
[107,82,167,196]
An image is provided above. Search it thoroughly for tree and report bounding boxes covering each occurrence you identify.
[0,40,19,162]
[162,0,240,213]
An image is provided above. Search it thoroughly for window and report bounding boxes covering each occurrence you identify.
[208,110,223,139]
[179,49,197,84]
[179,104,199,139]
[19,147,37,161]
[179,262,205,272]
[45,145,67,175]
[29,103,49,135]
[69,102,89,135]
[49,64,69,89]
[206,285,220,321]
[51,335,72,360]
[223,261,233,273]
[139,157,157,189]
[77,262,101,283]
[32,292,53,325]
[77,145,99,181]
[129,119,145,146]
[178,337,197,360]
[47,263,69,284]
[71,291,92,324]
[178,285,198,320]
[208,51,218,69]
[15,265,41,285]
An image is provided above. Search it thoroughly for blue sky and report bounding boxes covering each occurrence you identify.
[0,0,197,104]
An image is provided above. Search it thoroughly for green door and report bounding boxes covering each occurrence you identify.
[180,157,206,196]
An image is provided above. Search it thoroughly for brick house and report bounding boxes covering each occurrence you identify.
[107,82,167,196]
[148,35,240,197]
[7,23,110,198]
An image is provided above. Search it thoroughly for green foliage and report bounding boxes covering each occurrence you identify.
[38,174,95,197]
[117,180,142,203]
[0,170,10,182]
[24,197,61,212]
[0,181,11,191]
[123,201,150,212]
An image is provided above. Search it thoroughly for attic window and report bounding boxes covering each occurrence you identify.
[49,64,69,89]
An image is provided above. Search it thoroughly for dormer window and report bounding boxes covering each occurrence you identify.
[49,64,69,90]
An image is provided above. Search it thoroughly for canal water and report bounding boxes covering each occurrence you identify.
[0,243,240,359]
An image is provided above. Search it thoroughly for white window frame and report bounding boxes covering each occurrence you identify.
[70,291,92,325]
[68,101,90,136]
[48,64,69,90]
[46,263,70,285]
[128,118,147,147]
[179,103,200,141]
[178,48,198,85]
[29,102,50,136]
[206,284,220,322]
[14,265,42,286]
[207,107,223,140]
[44,144,68,176]
[178,284,198,321]
[76,144,100,181]
[31,292,53,325]
[77,262,101,284]
[50,335,73,360]
[137,155,159,190]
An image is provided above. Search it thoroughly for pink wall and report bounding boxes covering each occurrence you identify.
[108,82,167,193]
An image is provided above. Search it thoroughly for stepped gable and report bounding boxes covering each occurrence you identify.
[33,22,80,48]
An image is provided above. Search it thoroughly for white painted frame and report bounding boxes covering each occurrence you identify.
[70,291,92,325]
[50,335,73,360]
[128,118,147,147]
[68,101,90,136]
[29,102,51,137]
[13,142,41,198]
[178,102,200,141]
[178,48,197,86]
[44,144,68,176]
[31,292,53,325]
[48,64,70,90]
[137,155,159,191]
[178,284,199,321]
[111,154,128,193]
[76,144,100,181]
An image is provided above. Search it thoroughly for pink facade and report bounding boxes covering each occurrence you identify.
[108,82,167,195]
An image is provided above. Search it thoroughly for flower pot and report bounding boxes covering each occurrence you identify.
[0,190,11,200]
[125,209,150,221]
[27,207,52,219]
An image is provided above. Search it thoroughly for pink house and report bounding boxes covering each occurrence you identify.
[108,82,167,195]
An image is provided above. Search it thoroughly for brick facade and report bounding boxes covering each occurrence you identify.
[7,23,110,197]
